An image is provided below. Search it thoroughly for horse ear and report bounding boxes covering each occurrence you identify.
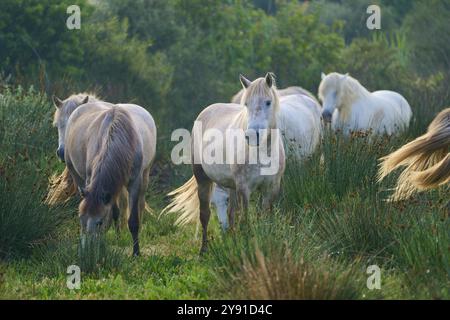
[82,96,89,104]
[52,95,63,108]
[101,192,112,205]
[239,74,251,89]
[321,72,326,80]
[265,72,274,88]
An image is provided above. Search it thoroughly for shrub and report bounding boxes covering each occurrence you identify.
[0,88,71,259]
[0,171,72,260]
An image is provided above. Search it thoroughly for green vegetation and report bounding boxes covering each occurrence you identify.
[0,0,449,299]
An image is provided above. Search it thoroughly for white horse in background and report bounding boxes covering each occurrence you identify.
[319,72,412,135]
[212,86,322,230]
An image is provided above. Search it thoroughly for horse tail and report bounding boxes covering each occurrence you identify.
[161,176,199,226]
[45,166,77,205]
[410,153,450,189]
[378,108,450,200]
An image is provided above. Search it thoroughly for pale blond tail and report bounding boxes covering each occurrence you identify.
[378,108,450,200]
[410,153,450,189]
[45,167,78,205]
[161,176,199,226]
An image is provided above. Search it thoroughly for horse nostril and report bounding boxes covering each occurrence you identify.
[322,111,332,122]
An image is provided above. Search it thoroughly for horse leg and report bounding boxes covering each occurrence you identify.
[227,189,238,230]
[127,174,143,257]
[193,164,213,255]
[262,178,281,212]
[112,201,121,236]
[66,162,85,195]
[236,183,250,225]
[138,167,151,223]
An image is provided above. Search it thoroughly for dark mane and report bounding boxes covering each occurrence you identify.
[82,107,138,213]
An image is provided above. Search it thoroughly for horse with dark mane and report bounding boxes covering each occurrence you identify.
[50,94,156,256]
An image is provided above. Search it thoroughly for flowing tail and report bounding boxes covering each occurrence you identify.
[45,167,77,205]
[161,176,199,226]
[378,108,450,200]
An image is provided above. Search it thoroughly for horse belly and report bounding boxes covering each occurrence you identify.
[202,163,235,188]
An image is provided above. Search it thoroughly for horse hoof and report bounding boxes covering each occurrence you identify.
[199,246,208,256]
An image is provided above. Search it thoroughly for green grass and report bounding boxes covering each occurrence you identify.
[0,87,449,299]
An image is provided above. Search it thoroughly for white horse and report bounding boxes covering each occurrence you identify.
[212,89,322,230]
[318,72,412,135]
[163,73,286,253]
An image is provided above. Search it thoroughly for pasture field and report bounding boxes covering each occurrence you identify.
[0,88,448,299]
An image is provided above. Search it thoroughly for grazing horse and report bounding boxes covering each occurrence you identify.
[163,73,285,253]
[378,108,450,202]
[319,72,412,135]
[212,87,322,230]
[52,94,157,256]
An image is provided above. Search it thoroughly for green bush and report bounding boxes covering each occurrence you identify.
[403,0,450,77]
[0,88,71,259]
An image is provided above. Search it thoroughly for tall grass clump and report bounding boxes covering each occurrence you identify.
[32,234,126,277]
[235,247,363,300]
[208,208,366,299]
[282,130,403,210]
[0,171,71,260]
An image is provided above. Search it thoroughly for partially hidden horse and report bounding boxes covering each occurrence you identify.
[163,73,285,253]
[51,94,157,256]
[378,108,449,202]
[319,72,412,135]
[212,86,323,230]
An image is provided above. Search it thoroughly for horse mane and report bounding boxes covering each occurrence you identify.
[81,107,138,213]
[319,73,370,123]
[378,108,450,200]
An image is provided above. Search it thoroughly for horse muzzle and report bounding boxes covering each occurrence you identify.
[245,129,261,147]
[86,216,104,234]
[321,110,333,123]
[56,146,65,162]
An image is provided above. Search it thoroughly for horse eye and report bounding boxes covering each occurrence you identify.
[265,100,271,107]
